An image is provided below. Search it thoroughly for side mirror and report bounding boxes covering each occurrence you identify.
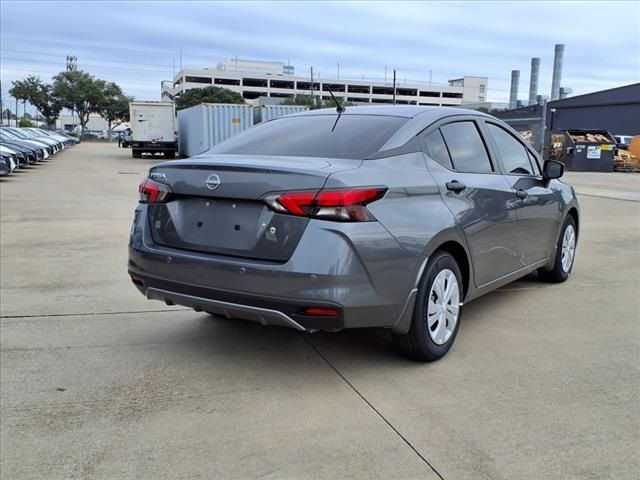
[543,160,564,180]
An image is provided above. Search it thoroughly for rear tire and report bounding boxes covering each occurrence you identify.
[132,150,142,158]
[392,251,463,362]
[538,216,577,283]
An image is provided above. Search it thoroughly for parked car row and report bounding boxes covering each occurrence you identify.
[0,127,79,176]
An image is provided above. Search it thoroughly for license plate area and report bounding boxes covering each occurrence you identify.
[151,197,265,250]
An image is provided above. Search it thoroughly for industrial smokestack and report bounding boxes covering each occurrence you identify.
[528,58,540,105]
[551,44,564,100]
[559,87,573,99]
[509,70,520,109]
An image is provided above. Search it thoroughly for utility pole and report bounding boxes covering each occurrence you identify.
[429,70,432,84]
[337,62,340,80]
[310,67,314,107]
[392,69,397,105]
[179,50,183,71]
[66,55,77,72]
[385,66,387,85]
[0,80,3,125]
[15,98,18,127]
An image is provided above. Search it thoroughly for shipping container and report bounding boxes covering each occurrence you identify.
[253,104,308,124]
[177,103,253,157]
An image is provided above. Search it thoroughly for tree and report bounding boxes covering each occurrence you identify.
[53,70,107,138]
[98,82,133,139]
[282,95,319,108]
[19,118,34,127]
[9,76,63,129]
[175,86,244,110]
[282,94,354,110]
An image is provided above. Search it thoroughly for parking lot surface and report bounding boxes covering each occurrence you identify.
[1,143,639,479]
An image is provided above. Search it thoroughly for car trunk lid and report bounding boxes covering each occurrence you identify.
[147,154,360,262]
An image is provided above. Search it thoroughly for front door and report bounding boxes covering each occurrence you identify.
[482,121,561,265]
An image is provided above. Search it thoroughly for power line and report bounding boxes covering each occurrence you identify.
[1,48,175,69]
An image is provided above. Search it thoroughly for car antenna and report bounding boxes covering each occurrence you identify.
[326,86,345,114]
[325,86,345,132]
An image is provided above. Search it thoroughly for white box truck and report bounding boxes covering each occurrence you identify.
[129,101,177,159]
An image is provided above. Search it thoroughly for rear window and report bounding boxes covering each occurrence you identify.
[440,121,493,173]
[211,114,408,159]
[423,130,453,169]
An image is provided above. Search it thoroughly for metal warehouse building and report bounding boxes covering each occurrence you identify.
[545,83,640,137]
[495,82,640,152]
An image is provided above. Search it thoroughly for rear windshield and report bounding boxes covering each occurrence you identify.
[211,114,408,159]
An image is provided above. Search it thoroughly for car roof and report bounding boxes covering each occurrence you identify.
[297,105,483,119]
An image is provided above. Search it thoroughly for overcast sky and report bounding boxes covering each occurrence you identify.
[1,0,639,110]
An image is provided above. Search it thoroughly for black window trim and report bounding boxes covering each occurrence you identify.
[481,120,543,178]
[418,116,499,175]
[421,128,454,170]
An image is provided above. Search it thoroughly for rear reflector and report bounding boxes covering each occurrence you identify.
[139,178,171,203]
[130,274,144,286]
[304,307,339,317]
[263,187,386,222]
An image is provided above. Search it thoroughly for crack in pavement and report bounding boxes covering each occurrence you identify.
[0,308,191,321]
[299,333,446,480]
[576,192,639,203]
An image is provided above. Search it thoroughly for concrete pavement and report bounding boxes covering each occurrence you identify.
[1,143,638,479]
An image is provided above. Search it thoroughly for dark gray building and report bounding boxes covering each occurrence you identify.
[494,83,640,153]
[546,83,640,137]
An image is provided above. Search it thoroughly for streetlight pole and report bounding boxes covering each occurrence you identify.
[392,70,397,105]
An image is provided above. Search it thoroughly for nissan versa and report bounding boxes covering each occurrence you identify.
[128,106,579,361]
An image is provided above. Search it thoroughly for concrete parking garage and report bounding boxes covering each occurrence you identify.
[1,143,638,479]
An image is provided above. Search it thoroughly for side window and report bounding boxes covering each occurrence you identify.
[423,129,453,169]
[486,123,535,175]
[440,122,493,173]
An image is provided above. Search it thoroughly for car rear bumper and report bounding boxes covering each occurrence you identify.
[129,272,345,331]
[128,205,424,332]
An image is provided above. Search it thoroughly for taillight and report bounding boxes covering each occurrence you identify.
[263,187,386,222]
[138,178,171,203]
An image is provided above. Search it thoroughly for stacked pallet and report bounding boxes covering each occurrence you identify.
[547,134,565,160]
[614,136,640,172]
[570,133,611,143]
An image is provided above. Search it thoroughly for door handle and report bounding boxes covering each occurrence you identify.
[515,189,529,199]
[446,180,466,193]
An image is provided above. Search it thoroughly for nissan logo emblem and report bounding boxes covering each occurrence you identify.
[205,173,221,191]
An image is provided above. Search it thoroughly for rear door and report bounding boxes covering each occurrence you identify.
[481,121,561,265]
[421,118,521,287]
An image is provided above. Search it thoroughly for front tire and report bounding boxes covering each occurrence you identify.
[392,251,463,362]
[538,216,577,283]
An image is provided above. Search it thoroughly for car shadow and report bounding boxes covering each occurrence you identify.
[153,273,545,369]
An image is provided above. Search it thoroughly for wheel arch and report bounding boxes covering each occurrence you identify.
[434,241,471,300]
[567,207,579,237]
[391,234,473,335]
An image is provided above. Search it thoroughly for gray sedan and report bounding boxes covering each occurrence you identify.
[128,106,579,361]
